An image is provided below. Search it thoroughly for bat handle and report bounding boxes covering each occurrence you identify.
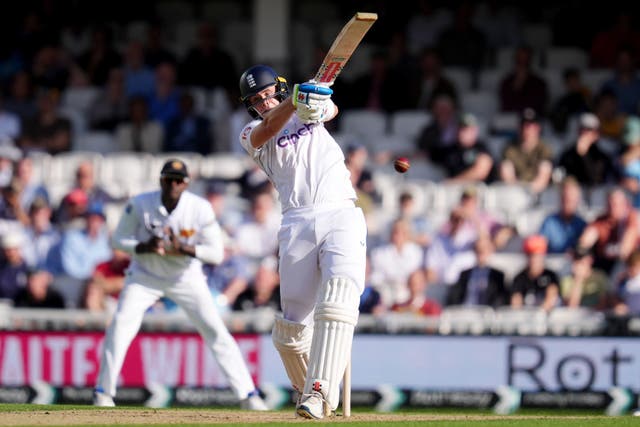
[299,83,333,95]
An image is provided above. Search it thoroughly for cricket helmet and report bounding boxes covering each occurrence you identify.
[239,65,289,119]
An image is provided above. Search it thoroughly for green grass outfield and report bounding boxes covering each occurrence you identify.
[1,404,639,427]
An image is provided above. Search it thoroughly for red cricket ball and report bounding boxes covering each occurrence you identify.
[394,157,410,173]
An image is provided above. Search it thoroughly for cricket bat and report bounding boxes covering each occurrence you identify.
[313,12,378,85]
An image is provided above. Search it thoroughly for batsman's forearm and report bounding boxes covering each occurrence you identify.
[251,101,295,148]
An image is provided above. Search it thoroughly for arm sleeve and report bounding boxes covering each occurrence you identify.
[194,219,224,265]
[111,202,141,254]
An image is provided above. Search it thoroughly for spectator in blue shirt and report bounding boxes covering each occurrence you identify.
[0,231,30,300]
[164,92,212,154]
[539,176,587,254]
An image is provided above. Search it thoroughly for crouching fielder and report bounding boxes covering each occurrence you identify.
[238,65,367,419]
[93,159,267,411]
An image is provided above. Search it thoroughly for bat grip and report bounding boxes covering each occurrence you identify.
[298,83,333,95]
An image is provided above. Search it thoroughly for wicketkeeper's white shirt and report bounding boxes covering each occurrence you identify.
[112,190,223,283]
[240,118,356,212]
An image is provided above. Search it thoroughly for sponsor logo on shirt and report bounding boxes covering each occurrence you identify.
[180,229,196,238]
[241,126,252,140]
[277,123,316,148]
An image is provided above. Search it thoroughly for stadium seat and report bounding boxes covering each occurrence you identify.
[199,153,250,180]
[581,68,610,94]
[62,87,101,112]
[461,91,498,121]
[443,67,473,93]
[488,252,527,284]
[514,207,551,237]
[100,152,153,197]
[74,131,116,154]
[340,109,387,139]
[545,47,588,70]
[547,307,606,336]
[492,307,547,335]
[439,305,495,335]
[477,68,504,93]
[484,183,533,222]
[48,151,103,188]
[187,86,208,115]
[389,110,431,142]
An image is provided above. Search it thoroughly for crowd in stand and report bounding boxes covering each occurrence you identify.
[1,2,640,328]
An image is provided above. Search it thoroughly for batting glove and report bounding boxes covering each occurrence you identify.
[297,98,335,124]
[292,82,333,108]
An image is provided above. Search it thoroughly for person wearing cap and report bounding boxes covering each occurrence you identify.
[559,247,609,309]
[499,107,554,193]
[441,113,495,184]
[93,158,268,411]
[558,112,617,187]
[510,234,560,312]
[621,116,640,208]
[578,187,638,275]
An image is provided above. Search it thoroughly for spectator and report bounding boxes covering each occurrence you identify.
[13,267,64,309]
[391,269,442,316]
[53,188,88,229]
[22,197,60,269]
[510,235,560,312]
[499,108,553,194]
[0,177,30,227]
[30,44,70,91]
[3,71,37,123]
[612,248,640,316]
[236,164,273,202]
[370,218,424,308]
[88,67,129,132]
[14,156,49,211]
[447,235,508,307]
[203,179,242,236]
[498,44,548,115]
[395,191,431,247]
[19,88,72,155]
[143,22,176,68]
[414,47,458,110]
[578,187,638,275]
[0,231,30,300]
[204,242,251,313]
[234,192,280,275]
[50,202,112,307]
[593,88,627,142]
[456,186,514,249]
[436,1,487,71]
[600,46,640,115]
[548,68,593,134]
[0,146,21,187]
[148,61,181,130]
[558,113,617,187]
[122,41,155,99]
[0,92,21,142]
[442,113,495,183]
[178,23,237,94]
[621,116,640,208]
[70,160,121,206]
[539,177,587,254]
[345,143,377,213]
[424,208,476,294]
[164,92,213,154]
[114,96,163,153]
[81,249,129,314]
[590,12,640,68]
[76,26,122,86]
[415,94,459,163]
[560,247,610,310]
[232,256,281,312]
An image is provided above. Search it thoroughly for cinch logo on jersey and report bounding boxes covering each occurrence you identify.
[277,123,316,148]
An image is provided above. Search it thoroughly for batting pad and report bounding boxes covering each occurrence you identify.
[305,276,360,410]
[272,314,313,393]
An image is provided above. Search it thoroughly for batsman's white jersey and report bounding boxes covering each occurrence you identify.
[95,190,259,400]
[240,118,366,324]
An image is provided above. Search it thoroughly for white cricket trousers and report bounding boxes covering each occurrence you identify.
[95,274,256,399]
[278,201,367,325]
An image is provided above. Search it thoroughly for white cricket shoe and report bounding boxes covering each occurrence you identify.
[93,390,115,407]
[296,391,327,420]
[240,394,269,411]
